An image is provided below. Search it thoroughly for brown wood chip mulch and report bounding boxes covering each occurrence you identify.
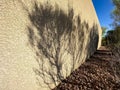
[53,49,120,90]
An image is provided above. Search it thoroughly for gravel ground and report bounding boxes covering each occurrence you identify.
[53,48,120,90]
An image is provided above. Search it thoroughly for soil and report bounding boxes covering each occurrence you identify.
[53,47,120,90]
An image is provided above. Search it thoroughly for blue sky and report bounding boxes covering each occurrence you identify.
[92,0,114,31]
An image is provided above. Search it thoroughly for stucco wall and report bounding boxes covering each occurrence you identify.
[0,0,102,90]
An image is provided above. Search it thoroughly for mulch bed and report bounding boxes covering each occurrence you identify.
[53,48,120,90]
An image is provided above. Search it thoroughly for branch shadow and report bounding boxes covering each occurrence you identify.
[25,1,99,89]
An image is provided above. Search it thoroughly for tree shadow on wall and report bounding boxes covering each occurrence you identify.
[86,24,99,58]
[26,2,99,89]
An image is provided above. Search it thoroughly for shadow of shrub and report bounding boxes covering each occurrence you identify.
[25,1,99,89]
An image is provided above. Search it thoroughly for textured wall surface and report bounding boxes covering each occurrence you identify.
[0,0,102,90]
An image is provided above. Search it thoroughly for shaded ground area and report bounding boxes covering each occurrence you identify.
[53,47,120,90]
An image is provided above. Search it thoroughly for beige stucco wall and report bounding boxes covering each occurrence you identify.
[0,0,102,90]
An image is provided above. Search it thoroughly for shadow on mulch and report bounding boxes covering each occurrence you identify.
[53,50,120,90]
